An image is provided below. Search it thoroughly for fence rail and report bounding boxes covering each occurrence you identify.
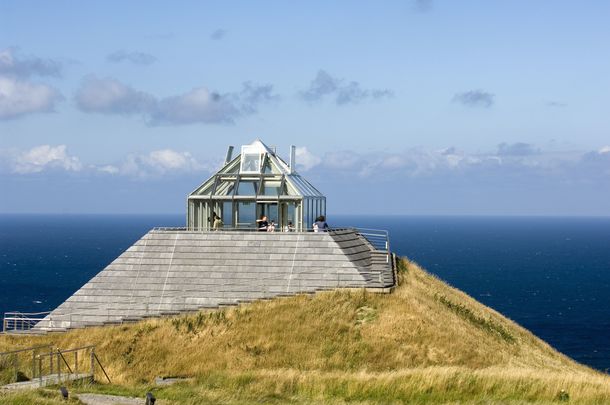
[152,225,391,262]
[0,344,53,384]
[2,311,51,333]
[34,345,111,386]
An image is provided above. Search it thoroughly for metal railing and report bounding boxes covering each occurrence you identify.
[34,345,111,386]
[335,227,390,252]
[2,311,51,333]
[152,225,391,261]
[154,225,388,240]
[0,344,53,384]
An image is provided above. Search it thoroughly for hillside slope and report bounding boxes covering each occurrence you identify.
[1,259,609,404]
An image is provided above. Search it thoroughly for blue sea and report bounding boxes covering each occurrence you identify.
[1,214,609,372]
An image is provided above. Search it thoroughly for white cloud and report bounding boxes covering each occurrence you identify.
[599,146,610,154]
[0,76,62,119]
[0,48,61,78]
[148,149,200,171]
[151,87,239,125]
[12,145,81,174]
[97,165,120,174]
[300,70,393,106]
[1,146,209,178]
[113,149,205,178]
[75,76,155,115]
[294,147,322,171]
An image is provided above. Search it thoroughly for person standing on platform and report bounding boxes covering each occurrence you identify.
[256,215,269,231]
[213,213,223,230]
[313,216,329,232]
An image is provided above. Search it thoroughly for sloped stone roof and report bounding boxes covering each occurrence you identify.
[34,229,394,331]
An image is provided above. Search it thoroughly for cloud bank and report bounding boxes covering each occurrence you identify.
[4,142,608,182]
[3,143,609,215]
[74,77,277,125]
[9,145,81,174]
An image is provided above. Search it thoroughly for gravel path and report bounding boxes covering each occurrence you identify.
[77,393,150,405]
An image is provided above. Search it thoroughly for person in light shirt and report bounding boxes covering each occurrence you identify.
[313,216,329,232]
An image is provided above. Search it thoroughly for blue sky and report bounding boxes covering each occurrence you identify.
[1,1,609,215]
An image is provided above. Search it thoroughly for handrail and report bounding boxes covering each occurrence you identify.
[35,344,111,385]
[153,225,389,235]
[3,311,51,333]
[37,345,96,358]
[93,352,111,383]
[0,344,53,357]
[57,349,73,374]
[3,311,52,316]
[0,344,54,384]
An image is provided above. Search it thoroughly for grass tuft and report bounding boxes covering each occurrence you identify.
[435,293,516,343]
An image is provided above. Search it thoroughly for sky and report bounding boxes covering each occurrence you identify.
[0,0,609,215]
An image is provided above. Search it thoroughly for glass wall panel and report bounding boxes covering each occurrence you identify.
[201,201,209,230]
[256,203,278,224]
[237,201,256,228]
[267,204,278,225]
[222,201,233,227]
[283,202,296,230]
[303,198,313,229]
[193,202,199,230]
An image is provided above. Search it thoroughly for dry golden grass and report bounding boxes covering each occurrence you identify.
[1,258,609,404]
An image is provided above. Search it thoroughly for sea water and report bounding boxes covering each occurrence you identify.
[1,214,609,372]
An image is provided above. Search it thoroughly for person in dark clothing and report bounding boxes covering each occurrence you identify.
[256,215,269,231]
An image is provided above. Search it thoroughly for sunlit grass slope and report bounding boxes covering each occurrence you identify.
[1,259,609,404]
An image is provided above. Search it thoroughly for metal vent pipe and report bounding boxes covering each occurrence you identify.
[289,145,296,173]
[224,146,234,165]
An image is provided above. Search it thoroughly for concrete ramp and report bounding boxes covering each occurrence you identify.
[34,229,393,331]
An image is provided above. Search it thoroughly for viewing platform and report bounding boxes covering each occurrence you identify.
[28,227,394,332]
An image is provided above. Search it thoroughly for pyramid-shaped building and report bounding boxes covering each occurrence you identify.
[188,139,325,231]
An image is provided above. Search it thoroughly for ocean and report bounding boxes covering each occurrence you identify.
[1,214,609,372]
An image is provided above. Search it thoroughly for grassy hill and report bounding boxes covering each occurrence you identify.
[1,259,609,404]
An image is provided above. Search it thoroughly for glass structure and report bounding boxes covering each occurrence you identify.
[187,139,326,231]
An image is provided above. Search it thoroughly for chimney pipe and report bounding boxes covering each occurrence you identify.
[289,145,296,174]
[224,145,234,165]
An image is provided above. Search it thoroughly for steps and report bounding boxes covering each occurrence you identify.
[33,229,394,332]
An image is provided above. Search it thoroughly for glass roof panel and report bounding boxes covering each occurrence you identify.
[261,180,282,196]
[262,157,279,174]
[240,153,262,173]
[236,180,258,196]
[215,179,235,196]
[193,180,214,195]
